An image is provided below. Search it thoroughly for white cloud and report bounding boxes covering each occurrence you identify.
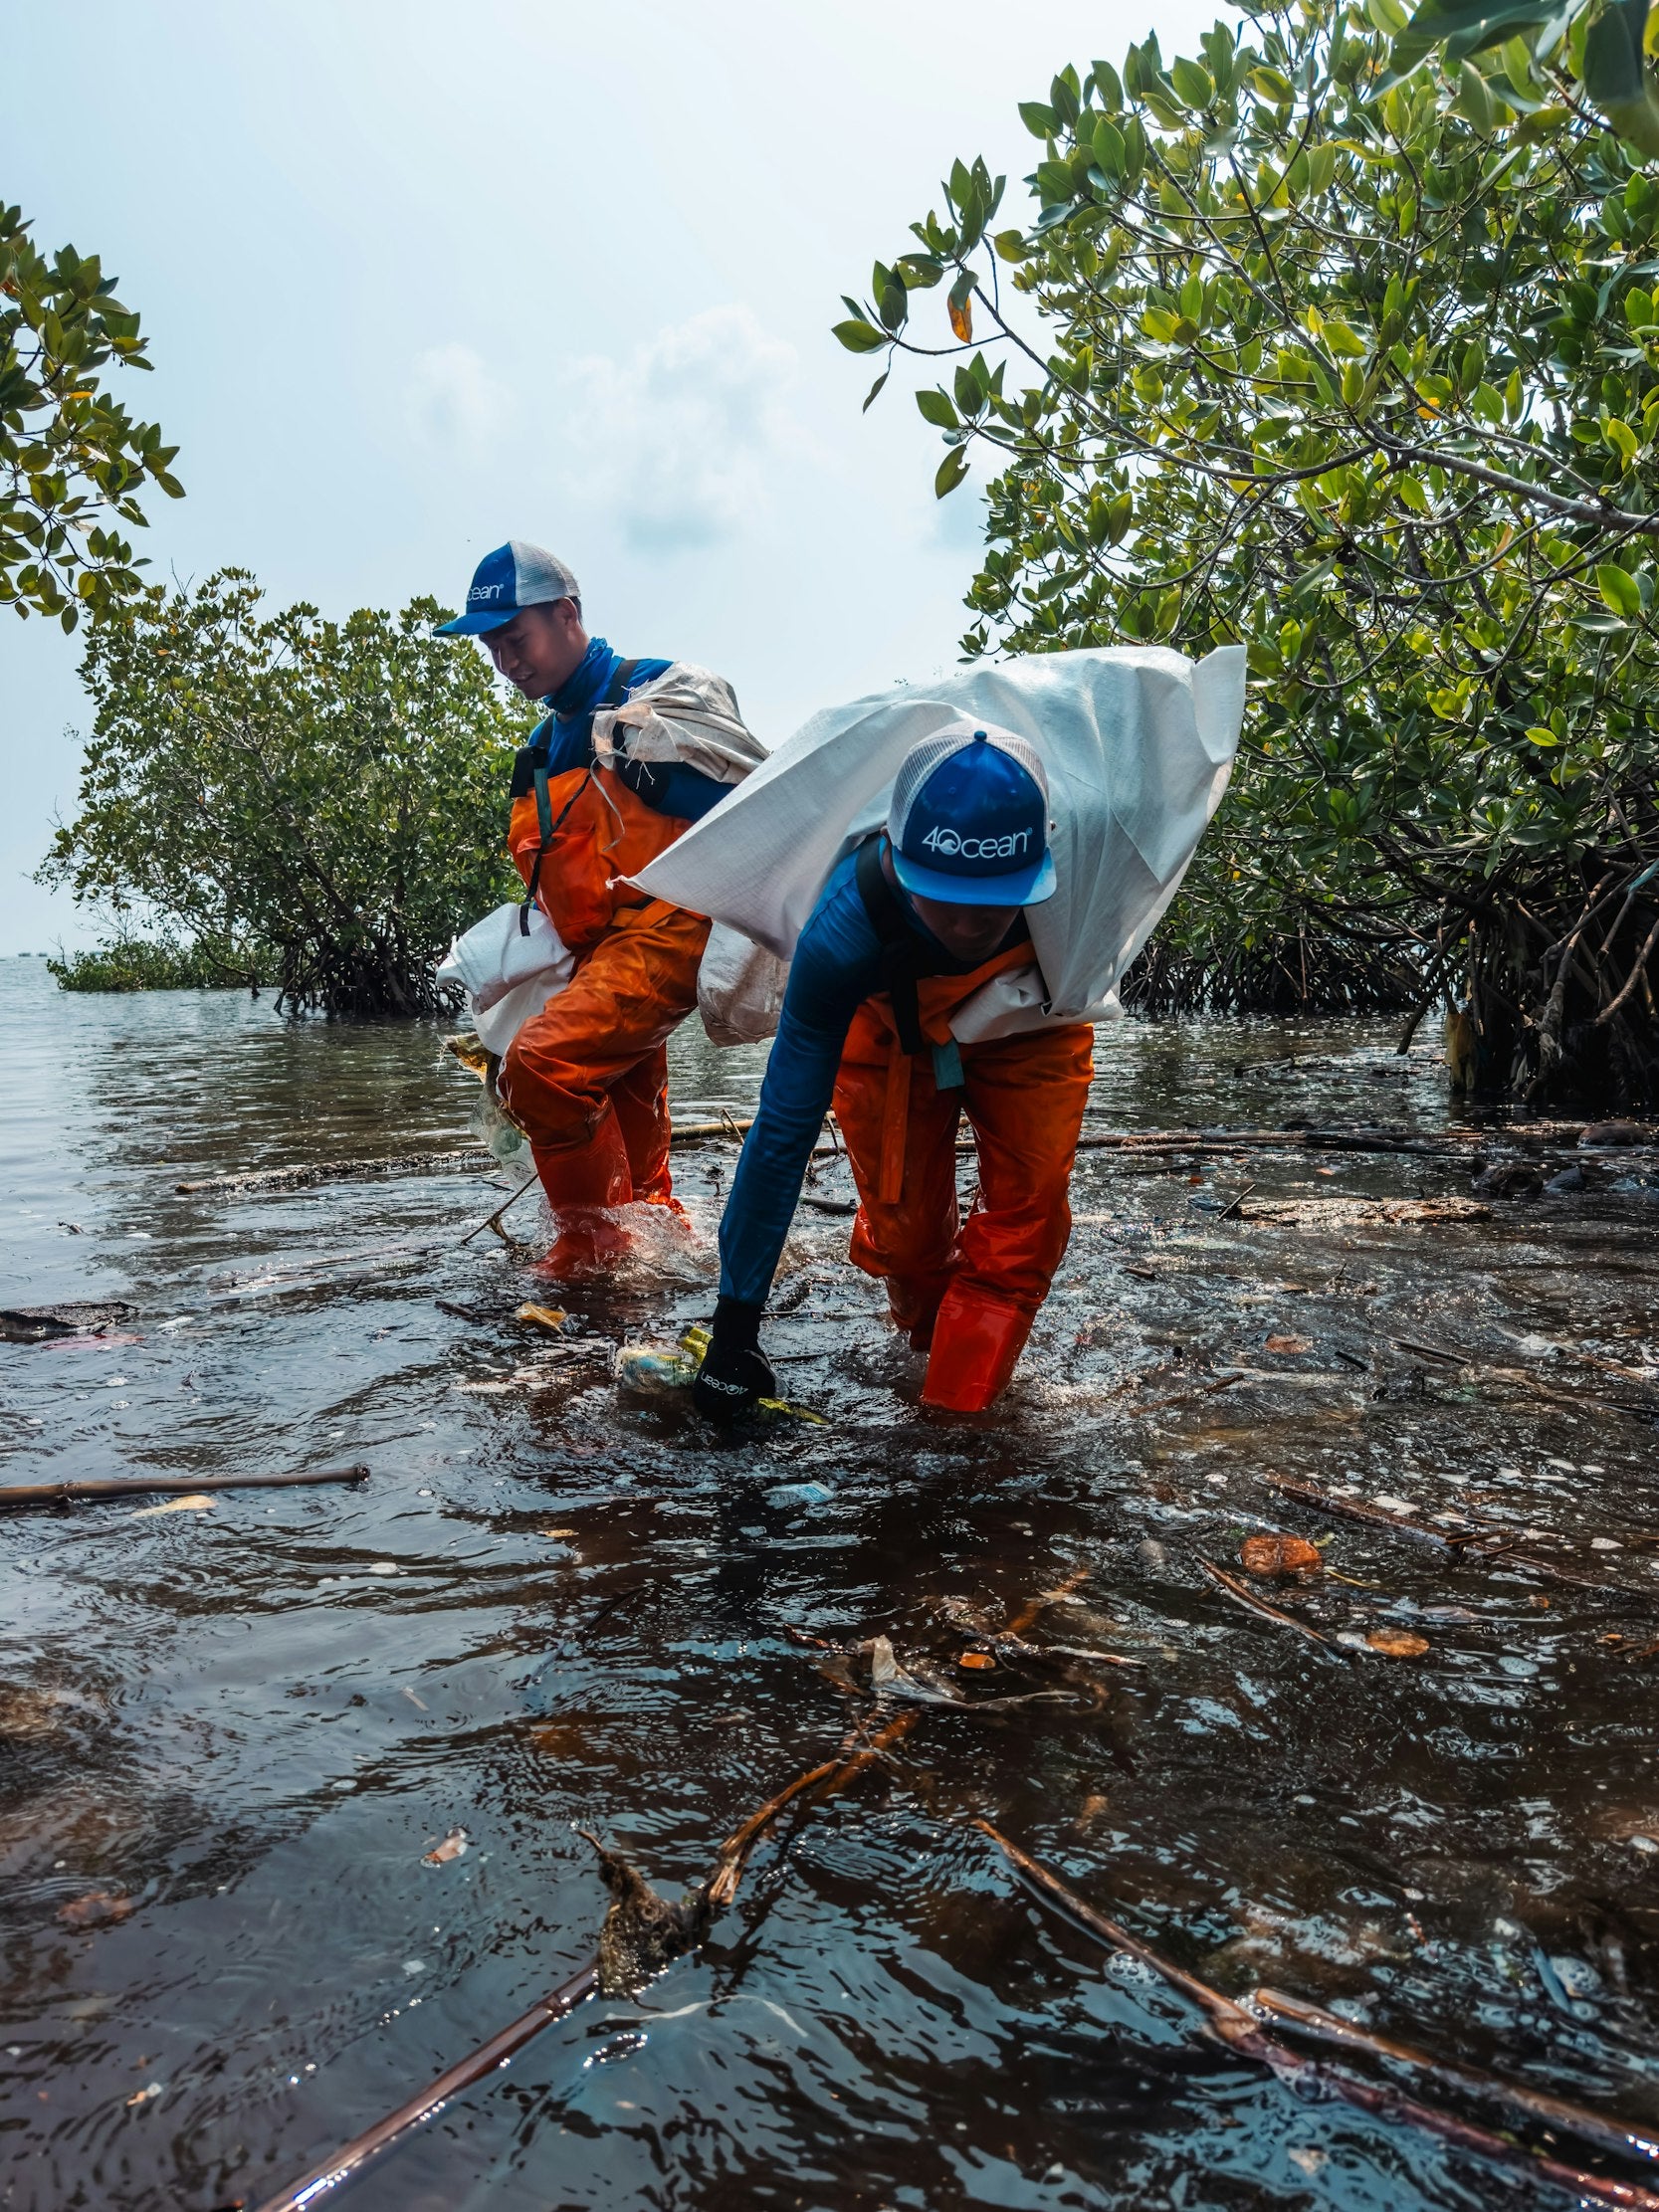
[404,342,512,453]
[557,306,801,552]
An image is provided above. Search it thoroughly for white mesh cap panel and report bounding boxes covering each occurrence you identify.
[887,720,1051,844]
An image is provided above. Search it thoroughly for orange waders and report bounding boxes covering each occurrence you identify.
[498,750,708,1275]
[830,844,1093,1410]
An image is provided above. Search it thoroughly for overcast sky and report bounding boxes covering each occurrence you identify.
[2,0,1217,954]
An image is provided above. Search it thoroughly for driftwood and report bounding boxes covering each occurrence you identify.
[1262,1474,1650,1598]
[246,1714,913,2212]
[1197,1556,1332,1648]
[976,1821,1659,2212]
[243,1960,599,2212]
[0,1466,369,1512]
[0,1301,138,1343]
[176,1149,494,1197]
[1252,1985,1659,2168]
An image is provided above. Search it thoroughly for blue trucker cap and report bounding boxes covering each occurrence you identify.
[433,540,581,636]
[888,720,1057,905]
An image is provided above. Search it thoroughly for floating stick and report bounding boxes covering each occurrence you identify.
[1262,1474,1649,1597]
[1196,1555,1332,1648]
[1253,1984,1659,2169]
[0,1466,369,1512]
[975,1821,1659,2212]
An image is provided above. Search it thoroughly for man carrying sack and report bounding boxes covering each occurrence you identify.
[436,540,761,1276]
[692,722,1090,1418]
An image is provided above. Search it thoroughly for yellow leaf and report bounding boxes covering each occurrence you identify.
[948,295,973,343]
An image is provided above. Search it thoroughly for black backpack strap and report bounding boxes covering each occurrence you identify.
[517,661,644,933]
[854,835,927,1057]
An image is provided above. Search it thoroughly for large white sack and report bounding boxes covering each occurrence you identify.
[634,645,1245,1042]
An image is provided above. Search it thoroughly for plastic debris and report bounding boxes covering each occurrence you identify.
[131,1494,215,1517]
[516,1304,568,1332]
[615,1326,829,1424]
[423,1828,468,1866]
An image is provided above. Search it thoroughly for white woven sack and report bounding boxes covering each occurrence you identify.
[698,922,791,1047]
[633,645,1246,1046]
[436,901,574,1057]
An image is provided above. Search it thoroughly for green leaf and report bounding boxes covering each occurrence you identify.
[1248,64,1295,101]
[1455,59,1495,131]
[1604,416,1639,465]
[993,229,1031,262]
[1524,724,1559,744]
[1092,116,1127,176]
[1583,0,1648,106]
[935,446,970,499]
[1170,56,1215,107]
[917,388,959,429]
[832,318,887,354]
[1597,561,1643,616]
[1018,101,1058,137]
[862,370,889,413]
[1320,319,1368,357]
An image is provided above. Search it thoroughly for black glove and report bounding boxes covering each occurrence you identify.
[693,1296,775,1424]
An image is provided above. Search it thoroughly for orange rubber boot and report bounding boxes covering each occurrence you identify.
[921,1287,1033,1412]
[887,1270,953,1350]
[531,1114,633,1280]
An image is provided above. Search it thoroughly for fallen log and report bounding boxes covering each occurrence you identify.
[976,1821,1659,2212]
[0,1466,369,1512]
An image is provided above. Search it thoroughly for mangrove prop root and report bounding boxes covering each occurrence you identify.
[1197,1556,1332,1648]
[974,1822,1659,2212]
[1253,1985,1659,2169]
[1262,1474,1652,1599]
[244,1713,914,2212]
[0,1466,369,1511]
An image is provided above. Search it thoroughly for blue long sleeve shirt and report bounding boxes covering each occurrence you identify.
[717,847,1028,1307]
[533,637,729,822]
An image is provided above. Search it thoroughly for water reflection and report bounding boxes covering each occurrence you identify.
[2,960,1658,2210]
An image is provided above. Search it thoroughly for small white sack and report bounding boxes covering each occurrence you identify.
[436,901,573,1058]
[591,663,768,788]
[633,645,1246,1044]
[698,922,792,1047]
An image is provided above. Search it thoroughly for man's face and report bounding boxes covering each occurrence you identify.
[486,600,588,700]
[909,892,1020,962]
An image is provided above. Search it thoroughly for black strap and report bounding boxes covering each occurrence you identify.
[854,835,930,1056]
[517,658,642,932]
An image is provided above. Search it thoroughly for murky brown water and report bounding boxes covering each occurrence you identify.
[3,957,1659,2211]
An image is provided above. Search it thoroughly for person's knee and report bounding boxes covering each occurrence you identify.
[500,1038,597,1150]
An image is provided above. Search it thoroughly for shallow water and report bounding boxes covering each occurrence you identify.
[2,957,1658,2212]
